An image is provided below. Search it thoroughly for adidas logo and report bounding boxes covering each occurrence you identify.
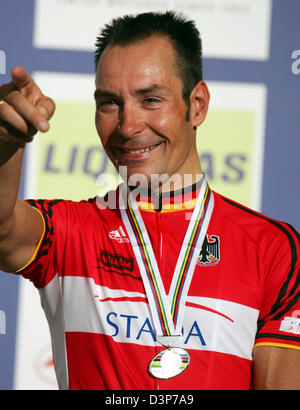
[108,226,130,244]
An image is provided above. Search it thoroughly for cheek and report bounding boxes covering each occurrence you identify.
[152,107,191,145]
[147,108,176,136]
[95,112,117,145]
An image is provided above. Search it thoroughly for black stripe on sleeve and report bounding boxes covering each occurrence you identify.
[27,199,62,261]
[256,332,300,343]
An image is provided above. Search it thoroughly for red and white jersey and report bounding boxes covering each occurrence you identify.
[17,183,300,390]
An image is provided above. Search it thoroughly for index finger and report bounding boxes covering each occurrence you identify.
[36,96,56,121]
[11,66,34,90]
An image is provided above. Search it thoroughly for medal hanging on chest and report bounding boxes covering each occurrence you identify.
[148,347,190,379]
[120,177,214,379]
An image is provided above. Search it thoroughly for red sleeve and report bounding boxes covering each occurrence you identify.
[16,199,67,289]
[255,222,300,350]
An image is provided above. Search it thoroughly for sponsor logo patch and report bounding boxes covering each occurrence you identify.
[279,317,300,335]
[108,226,130,244]
[99,251,134,272]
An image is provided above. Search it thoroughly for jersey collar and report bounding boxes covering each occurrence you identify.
[128,176,204,213]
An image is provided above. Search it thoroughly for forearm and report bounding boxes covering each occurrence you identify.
[0,141,43,272]
[0,138,25,236]
[0,67,55,272]
[253,346,300,390]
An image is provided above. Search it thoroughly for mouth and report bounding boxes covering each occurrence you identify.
[122,144,160,154]
[113,143,163,160]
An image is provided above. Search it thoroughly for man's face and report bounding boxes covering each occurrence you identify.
[94,35,208,185]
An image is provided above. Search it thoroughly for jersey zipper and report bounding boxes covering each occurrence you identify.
[156,210,163,390]
[160,231,163,265]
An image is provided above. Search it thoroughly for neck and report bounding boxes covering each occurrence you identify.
[157,172,204,194]
[128,155,203,194]
[156,148,203,193]
[127,172,204,196]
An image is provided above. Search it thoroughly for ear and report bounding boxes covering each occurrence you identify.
[189,81,210,128]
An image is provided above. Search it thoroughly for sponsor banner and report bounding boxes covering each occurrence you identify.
[33,0,272,60]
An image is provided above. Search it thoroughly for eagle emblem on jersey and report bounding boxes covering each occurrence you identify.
[197,235,220,266]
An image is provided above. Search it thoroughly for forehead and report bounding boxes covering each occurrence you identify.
[95,35,182,92]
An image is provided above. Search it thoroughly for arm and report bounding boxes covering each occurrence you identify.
[0,66,55,272]
[253,345,300,389]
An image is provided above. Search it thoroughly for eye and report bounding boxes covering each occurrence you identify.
[102,100,117,106]
[145,97,160,103]
[143,97,161,108]
[97,100,118,112]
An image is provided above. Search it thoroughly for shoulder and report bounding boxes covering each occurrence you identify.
[25,190,121,224]
[25,197,96,223]
[212,190,298,239]
[211,190,299,266]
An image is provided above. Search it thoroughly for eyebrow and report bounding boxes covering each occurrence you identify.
[94,89,117,100]
[134,84,169,96]
[94,84,169,100]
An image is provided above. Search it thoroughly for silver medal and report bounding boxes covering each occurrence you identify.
[148,347,190,379]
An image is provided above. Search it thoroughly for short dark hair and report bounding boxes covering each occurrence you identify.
[94,11,203,104]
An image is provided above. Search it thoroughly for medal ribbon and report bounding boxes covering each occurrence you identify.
[120,177,214,344]
[169,182,212,330]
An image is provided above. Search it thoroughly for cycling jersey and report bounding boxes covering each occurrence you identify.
[17,183,300,390]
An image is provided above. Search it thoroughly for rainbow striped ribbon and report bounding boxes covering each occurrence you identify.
[169,182,212,329]
[120,177,214,346]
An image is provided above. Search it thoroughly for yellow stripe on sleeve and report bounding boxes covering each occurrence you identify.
[15,206,46,273]
[254,342,300,351]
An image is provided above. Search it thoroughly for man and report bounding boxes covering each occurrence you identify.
[0,11,299,390]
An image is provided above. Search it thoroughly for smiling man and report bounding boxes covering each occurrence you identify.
[94,34,208,186]
[0,11,300,390]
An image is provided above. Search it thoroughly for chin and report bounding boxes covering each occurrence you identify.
[117,166,157,187]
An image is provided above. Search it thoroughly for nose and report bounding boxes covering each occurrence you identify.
[118,102,144,138]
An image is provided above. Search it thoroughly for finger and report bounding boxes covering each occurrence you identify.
[0,132,23,147]
[0,132,26,147]
[0,100,33,136]
[36,96,56,121]
[0,82,17,100]
[4,91,49,133]
[8,67,44,107]
[11,66,34,90]
[0,119,34,143]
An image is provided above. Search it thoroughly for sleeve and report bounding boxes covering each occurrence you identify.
[254,222,300,351]
[16,198,67,289]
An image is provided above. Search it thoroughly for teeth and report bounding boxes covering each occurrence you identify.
[123,145,157,154]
